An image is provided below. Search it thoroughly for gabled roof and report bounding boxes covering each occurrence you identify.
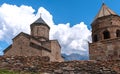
[50,40,61,49]
[4,32,30,53]
[94,3,117,20]
[3,44,12,53]
[12,32,30,40]
[4,32,51,53]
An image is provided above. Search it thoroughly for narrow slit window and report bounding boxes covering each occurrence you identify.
[116,30,120,37]
[93,34,98,42]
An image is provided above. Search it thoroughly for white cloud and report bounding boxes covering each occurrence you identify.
[0,3,36,42]
[0,3,92,56]
[0,30,4,39]
[51,22,91,55]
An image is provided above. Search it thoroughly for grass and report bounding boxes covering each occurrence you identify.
[0,69,39,74]
[0,69,19,74]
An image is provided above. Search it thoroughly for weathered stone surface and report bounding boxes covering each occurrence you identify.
[90,4,120,61]
[3,17,64,62]
[0,56,119,74]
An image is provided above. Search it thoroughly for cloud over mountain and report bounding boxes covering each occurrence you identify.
[0,3,91,57]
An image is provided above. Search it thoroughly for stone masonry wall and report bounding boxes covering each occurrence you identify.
[89,38,120,60]
[0,56,120,74]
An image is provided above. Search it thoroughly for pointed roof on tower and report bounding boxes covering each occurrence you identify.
[34,17,47,24]
[94,3,117,19]
[31,16,50,29]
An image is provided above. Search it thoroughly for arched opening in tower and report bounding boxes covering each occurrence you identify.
[103,30,110,39]
[116,30,120,37]
[93,34,98,42]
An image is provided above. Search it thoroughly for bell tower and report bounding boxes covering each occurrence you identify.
[89,3,120,60]
[30,16,50,41]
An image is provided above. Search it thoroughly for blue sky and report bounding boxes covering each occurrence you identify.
[0,0,120,56]
[0,0,120,27]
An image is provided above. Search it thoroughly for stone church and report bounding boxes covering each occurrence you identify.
[3,16,64,62]
[89,3,120,60]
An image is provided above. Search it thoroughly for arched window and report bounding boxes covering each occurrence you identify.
[116,30,120,37]
[103,30,110,39]
[93,34,98,42]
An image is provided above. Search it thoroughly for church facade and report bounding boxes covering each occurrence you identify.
[89,3,120,60]
[3,17,64,62]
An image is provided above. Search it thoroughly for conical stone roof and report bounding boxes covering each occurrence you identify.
[34,17,47,24]
[31,17,50,29]
[94,3,117,20]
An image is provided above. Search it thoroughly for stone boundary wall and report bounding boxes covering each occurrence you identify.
[0,56,120,74]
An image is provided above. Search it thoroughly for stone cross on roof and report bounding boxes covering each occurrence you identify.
[94,3,117,20]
